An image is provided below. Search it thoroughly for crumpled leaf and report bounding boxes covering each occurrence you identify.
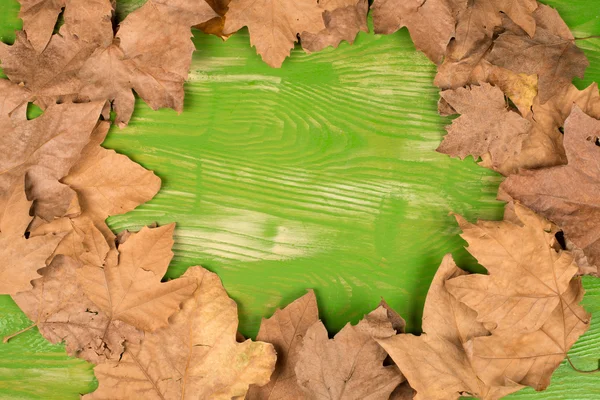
[468,277,590,391]
[77,224,197,332]
[501,106,600,268]
[246,290,319,400]
[0,183,63,295]
[0,101,104,221]
[223,0,325,67]
[487,4,589,104]
[84,266,277,400]
[377,255,524,400]
[447,204,579,333]
[437,83,530,175]
[300,0,368,54]
[372,0,460,64]
[10,255,142,364]
[295,306,404,400]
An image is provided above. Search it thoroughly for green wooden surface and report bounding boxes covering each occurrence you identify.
[1,0,600,398]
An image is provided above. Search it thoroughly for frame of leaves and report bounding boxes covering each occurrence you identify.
[1,0,599,399]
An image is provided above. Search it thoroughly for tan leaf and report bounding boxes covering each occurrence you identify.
[300,0,368,54]
[377,255,523,400]
[62,121,161,219]
[0,0,114,110]
[484,65,538,116]
[379,298,406,333]
[195,0,231,38]
[77,224,197,332]
[372,0,459,64]
[17,0,65,52]
[501,106,600,268]
[468,277,590,391]
[447,204,579,333]
[82,0,218,126]
[437,83,530,175]
[0,183,63,295]
[84,266,277,400]
[223,0,325,67]
[10,255,142,364]
[295,306,404,400]
[247,290,319,400]
[487,4,589,104]
[0,101,104,220]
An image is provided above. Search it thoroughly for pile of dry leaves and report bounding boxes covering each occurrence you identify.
[1,0,599,398]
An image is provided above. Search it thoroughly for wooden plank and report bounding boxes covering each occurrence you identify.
[0,0,599,398]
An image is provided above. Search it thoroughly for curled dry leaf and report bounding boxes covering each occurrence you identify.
[223,0,325,67]
[300,0,368,54]
[501,106,600,268]
[77,224,197,332]
[487,4,589,104]
[195,0,232,38]
[0,100,104,221]
[447,204,579,333]
[246,290,319,400]
[371,0,460,64]
[84,266,277,400]
[10,255,143,364]
[468,277,590,391]
[295,306,404,400]
[0,183,63,295]
[437,83,530,175]
[377,255,524,400]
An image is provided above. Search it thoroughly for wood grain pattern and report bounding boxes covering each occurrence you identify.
[1,1,599,398]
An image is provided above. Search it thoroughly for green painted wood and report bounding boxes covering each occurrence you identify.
[1,1,600,398]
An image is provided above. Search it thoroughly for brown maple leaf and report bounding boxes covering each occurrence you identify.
[0,79,30,118]
[246,290,319,400]
[372,0,461,64]
[17,0,66,53]
[0,100,104,221]
[487,4,589,104]
[77,224,197,332]
[84,266,277,400]
[223,0,325,67]
[377,255,524,400]
[295,306,404,400]
[300,0,368,54]
[447,204,579,333]
[468,277,590,391]
[1,0,218,127]
[9,255,142,364]
[437,83,531,175]
[0,183,63,295]
[501,106,600,268]
[195,0,231,38]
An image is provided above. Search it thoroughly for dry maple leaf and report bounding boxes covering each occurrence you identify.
[223,0,325,68]
[437,83,531,175]
[9,255,143,364]
[295,306,404,400]
[62,120,161,220]
[77,223,197,332]
[447,204,579,333]
[1,0,218,127]
[84,266,277,400]
[371,0,460,64]
[0,100,104,221]
[0,79,30,118]
[0,183,63,295]
[17,0,66,53]
[468,277,590,391]
[377,255,524,400]
[300,0,368,54]
[487,4,589,104]
[195,0,232,38]
[246,290,319,400]
[501,106,600,268]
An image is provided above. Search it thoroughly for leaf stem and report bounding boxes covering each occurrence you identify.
[566,355,600,374]
[3,323,38,343]
[574,35,600,41]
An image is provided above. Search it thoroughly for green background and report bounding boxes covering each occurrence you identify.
[1,0,599,398]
